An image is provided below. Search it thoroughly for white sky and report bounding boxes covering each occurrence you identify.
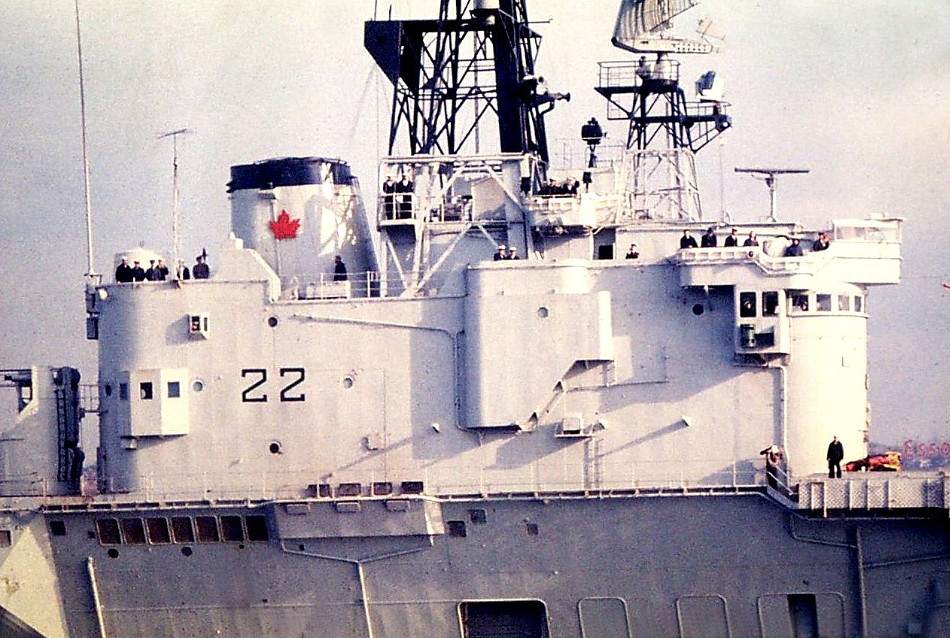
[0,0,947,445]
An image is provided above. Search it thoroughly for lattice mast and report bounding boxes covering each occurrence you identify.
[597,0,730,221]
[365,0,549,163]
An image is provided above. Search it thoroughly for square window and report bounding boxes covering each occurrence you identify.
[121,518,146,545]
[140,382,153,400]
[791,294,809,312]
[195,516,219,542]
[762,291,779,316]
[739,292,756,318]
[245,515,269,542]
[119,383,128,400]
[0,530,11,547]
[146,517,171,544]
[220,516,245,542]
[469,509,488,524]
[816,294,832,312]
[49,520,66,536]
[167,381,181,398]
[96,519,121,545]
[447,521,467,537]
[171,517,195,544]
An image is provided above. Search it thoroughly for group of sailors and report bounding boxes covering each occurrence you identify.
[537,177,580,197]
[492,244,520,260]
[382,175,415,219]
[115,255,209,283]
[681,227,831,256]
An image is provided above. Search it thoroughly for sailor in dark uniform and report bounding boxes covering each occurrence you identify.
[724,228,739,247]
[333,255,348,281]
[700,227,718,248]
[680,230,698,249]
[131,260,146,282]
[826,436,844,478]
[115,257,133,283]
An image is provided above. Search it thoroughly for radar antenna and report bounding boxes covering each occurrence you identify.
[612,0,722,54]
[734,168,810,222]
[596,0,730,221]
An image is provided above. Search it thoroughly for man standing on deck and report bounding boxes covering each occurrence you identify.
[193,255,210,279]
[827,436,844,478]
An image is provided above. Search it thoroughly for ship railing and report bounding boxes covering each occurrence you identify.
[288,270,452,300]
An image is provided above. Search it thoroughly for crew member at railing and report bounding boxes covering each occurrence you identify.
[783,238,804,257]
[701,227,718,248]
[625,243,639,259]
[396,174,414,218]
[679,229,698,249]
[193,255,210,279]
[131,260,146,282]
[743,232,759,247]
[812,232,831,252]
[333,255,348,281]
[115,257,133,283]
[493,245,507,261]
[382,175,396,219]
[724,228,739,247]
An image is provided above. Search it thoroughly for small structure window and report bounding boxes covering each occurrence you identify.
[220,516,245,542]
[739,292,757,317]
[167,381,181,398]
[140,382,153,400]
[195,516,220,542]
[121,518,147,545]
[762,291,779,316]
[837,295,850,311]
[119,383,128,400]
[49,520,67,536]
[245,515,269,541]
[791,294,809,312]
[146,517,171,544]
[0,530,10,548]
[854,295,864,312]
[171,517,195,543]
[96,519,121,545]
[816,294,832,312]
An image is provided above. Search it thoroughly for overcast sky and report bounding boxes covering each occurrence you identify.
[0,0,947,445]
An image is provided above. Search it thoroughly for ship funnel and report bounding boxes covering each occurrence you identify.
[227,157,378,289]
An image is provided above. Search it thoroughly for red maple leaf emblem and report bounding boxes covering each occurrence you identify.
[269,210,300,240]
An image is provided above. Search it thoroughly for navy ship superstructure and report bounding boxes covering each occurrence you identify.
[0,1,945,637]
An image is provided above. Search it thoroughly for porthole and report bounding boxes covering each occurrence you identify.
[692,304,704,316]
[537,307,549,319]
[267,316,279,328]
[269,441,282,454]
[107,548,119,558]
[192,380,204,392]
[181,546,193,557]
[342,376,354,389]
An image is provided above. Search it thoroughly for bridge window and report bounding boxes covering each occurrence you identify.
[171,516,195,543]
[739,292,756,317]
[816,294,832,312]
[139,382,153,400]
[167,381,181,398]
[120,518,147,545]
[146,517,171,544]
[763,291,779,316]
[791,294,809,312]
[854,295,864,312]
[195,516,220,542]
[837,295,850,311]
[96,519,121,545]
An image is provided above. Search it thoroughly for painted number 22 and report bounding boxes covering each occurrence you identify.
[240,368,306,403]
